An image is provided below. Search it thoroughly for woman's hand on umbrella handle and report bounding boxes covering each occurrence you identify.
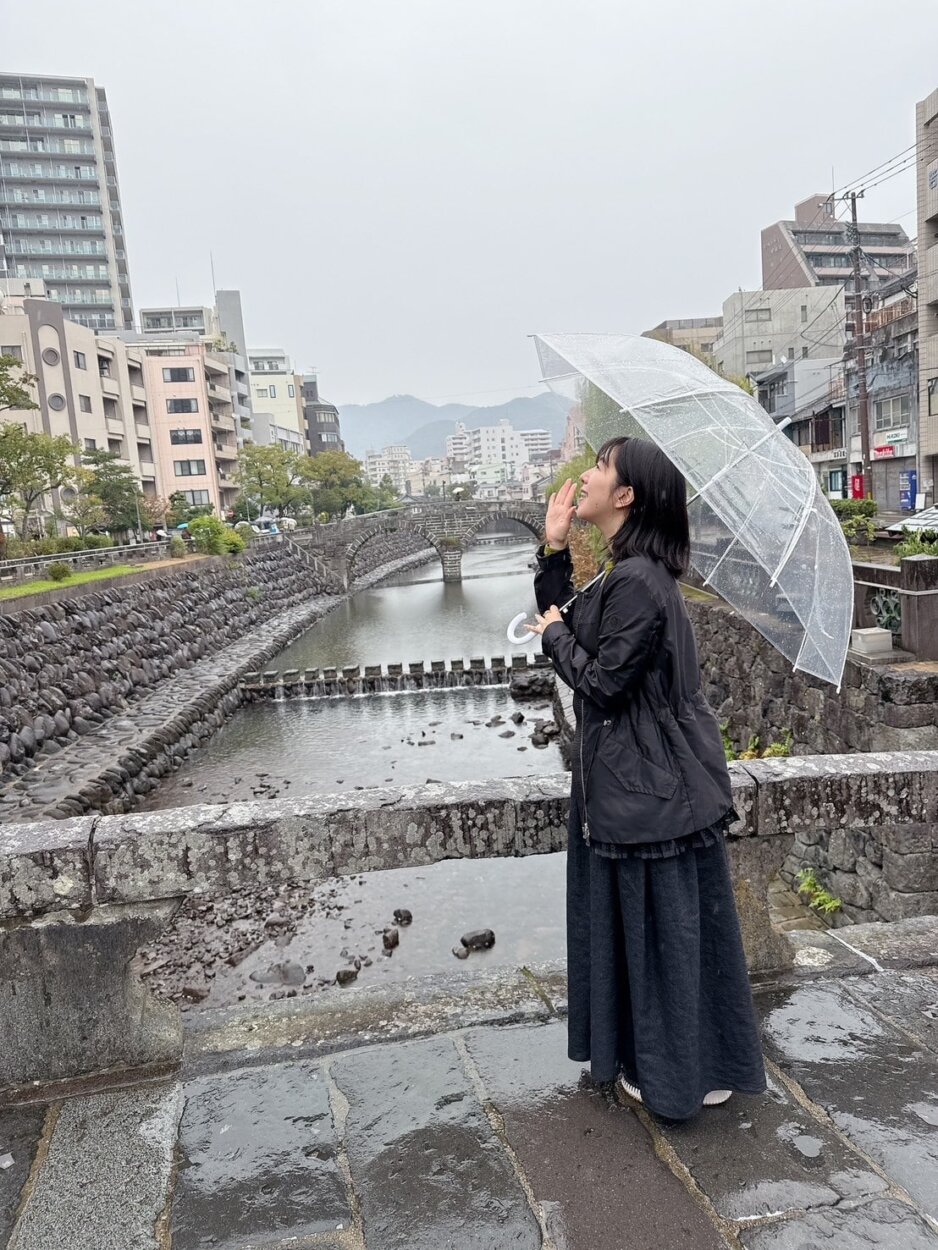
[526,606,564,636]
[545,479,577,549]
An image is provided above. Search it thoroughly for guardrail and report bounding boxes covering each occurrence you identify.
[0,540,171,585]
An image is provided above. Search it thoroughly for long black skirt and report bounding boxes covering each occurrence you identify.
[566,801,767,1120]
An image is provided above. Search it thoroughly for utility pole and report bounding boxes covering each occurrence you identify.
[844,190,873,502]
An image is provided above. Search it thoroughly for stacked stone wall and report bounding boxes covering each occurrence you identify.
[0,545,328,784]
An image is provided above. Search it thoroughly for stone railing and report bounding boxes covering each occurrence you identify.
[3,751,937,1095]
[241,654,552,699]
[0,539,171,585]
[852,554,938,660]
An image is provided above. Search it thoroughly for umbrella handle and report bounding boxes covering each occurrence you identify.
[507,612,537,644]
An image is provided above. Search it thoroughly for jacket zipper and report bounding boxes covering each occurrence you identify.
[579,715,612,844]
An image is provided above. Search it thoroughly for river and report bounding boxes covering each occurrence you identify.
[143,536,565,808]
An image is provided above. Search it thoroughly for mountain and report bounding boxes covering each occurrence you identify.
[336,393,571,460]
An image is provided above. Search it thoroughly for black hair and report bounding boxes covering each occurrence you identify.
[595,436,690,577]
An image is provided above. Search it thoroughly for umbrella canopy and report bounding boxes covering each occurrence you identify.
[534,332,854,688]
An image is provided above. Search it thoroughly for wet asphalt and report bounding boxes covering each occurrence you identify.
[4,948,938,1249]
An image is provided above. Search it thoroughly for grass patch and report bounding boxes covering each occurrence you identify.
[0,564,139,601]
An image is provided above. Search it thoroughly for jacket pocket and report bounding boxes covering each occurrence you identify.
[593,735,679,799]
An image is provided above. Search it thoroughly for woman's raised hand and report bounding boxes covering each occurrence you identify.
[545,478,577,549]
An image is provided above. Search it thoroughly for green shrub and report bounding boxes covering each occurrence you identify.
[841,515,877,544]
[46,561,72,583]
[84,534,114,550]
[894,528,938,559]
[223,531,246,555]
[245,585,263,603]
[168,535,187,559]
[187,515,229,555]
[796,868,843,916]
[34,537,59,556]
[234,521,254,545]
[830,499,877,519]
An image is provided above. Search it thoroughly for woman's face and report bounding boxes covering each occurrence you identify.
[576,455,633,529]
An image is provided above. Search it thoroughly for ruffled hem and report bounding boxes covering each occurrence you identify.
[588,807,739,860]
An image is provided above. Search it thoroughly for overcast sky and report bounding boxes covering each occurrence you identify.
[7,0,937,405]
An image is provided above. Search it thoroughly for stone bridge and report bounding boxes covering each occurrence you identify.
[296,502,547,586]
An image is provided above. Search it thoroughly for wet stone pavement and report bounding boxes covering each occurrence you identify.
[4,945,938,1249]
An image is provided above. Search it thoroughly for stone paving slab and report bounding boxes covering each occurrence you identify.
[844,968,938,1051]
[739,1197,938,1248]
[0,1106,45,1247]
[331,1033,542,1249]
[171,1062,349,1250]
[658,1068,886,1222]
[464,1019,728,1250]
[7,1084,181,1250]
[761,982,938,1221]
[838,915,938,970]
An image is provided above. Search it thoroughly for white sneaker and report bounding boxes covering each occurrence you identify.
[616,1075,643,1104]
[703,1089,732,1106]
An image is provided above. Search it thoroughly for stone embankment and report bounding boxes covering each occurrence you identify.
[0,545,436,823]
[686,595,938,756]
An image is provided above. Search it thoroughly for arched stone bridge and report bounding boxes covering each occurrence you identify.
[297,501,547,586]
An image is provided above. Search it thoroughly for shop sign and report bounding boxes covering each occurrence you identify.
[873,445,896,459]
[884,429,908,444]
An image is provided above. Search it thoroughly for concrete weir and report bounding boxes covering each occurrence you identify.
[3,750,938,1098]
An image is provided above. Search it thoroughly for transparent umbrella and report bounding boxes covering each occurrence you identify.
[533,332,854,688]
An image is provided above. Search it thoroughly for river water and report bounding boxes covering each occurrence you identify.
[144,537,564,807]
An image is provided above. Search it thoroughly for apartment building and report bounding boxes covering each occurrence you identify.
[0,280,159,513]
[363,444,415,494]
[643,316,723,357]
[0,73,133,331]
[518,427,552,459]
[761,195,913,292]
[139,293,253,446]
[111,334,241,517]
[248,348,304,454]
[300,372,343,457]
[712,287,846,379]
[917,87,938,508]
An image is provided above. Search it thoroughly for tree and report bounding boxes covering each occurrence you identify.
[81,448,141,535]
[0,424,75,538]
[237,443,309,517]
[138,494,170,530]
[0,354,38,414]
[187,514,230,554]
[301,449,372,519]
[59,467,106,538]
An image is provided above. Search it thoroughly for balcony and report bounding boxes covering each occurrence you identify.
[130,383,146,403]
[105,414,124,435]
[135,421,151,440]
[99,373,119,396]
[210,412,235,433]
[213,441,238,462]
[207,381,232,403]
[138,463,156,480]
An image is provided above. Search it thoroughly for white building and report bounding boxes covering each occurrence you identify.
[248,348,304,454]
[364,444,415,494]
[446,421,471,462]
[712,287,846,380]
[518,427,551,459]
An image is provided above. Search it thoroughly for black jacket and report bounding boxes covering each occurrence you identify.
[534,544,733,846]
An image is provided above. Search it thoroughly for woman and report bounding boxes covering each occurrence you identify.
[527,436,766,1120]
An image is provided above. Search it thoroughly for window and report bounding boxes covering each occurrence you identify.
[174,459,206,476]
[288,383,295,398]
[1,345,23,361]
[107,438,123,456]
[181,489,210,506]
[745,350,773,365]
[162,367,195,383]
[269,384,277,399]
[167,398,199,414]
[801,347,809,359]
[801,305,808,323]
[316,412,334,423]
[744,308,772,323]
[78,394,92,413]
[170,429,203,445]
[321,432,340,444]
[873,395,911,432]
[84,437,96,451]
[98,356,110,377]
[255,387,269,398]
[930,378,938,418]
[73,350,86,369]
